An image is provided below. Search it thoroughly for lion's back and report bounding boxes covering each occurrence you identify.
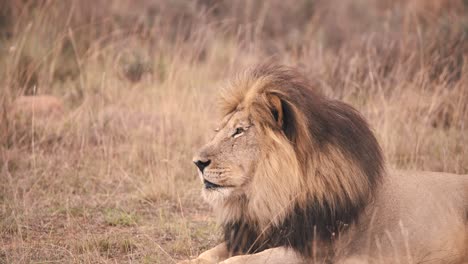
[340,170,468,263]
[391,170,467,219]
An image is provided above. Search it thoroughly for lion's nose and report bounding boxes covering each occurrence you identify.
[193,158,211,173]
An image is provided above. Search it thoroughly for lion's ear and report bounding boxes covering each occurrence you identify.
[268,94,284,128]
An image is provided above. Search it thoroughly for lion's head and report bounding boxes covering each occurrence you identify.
[193,64,384,256]
[192,108,261,206]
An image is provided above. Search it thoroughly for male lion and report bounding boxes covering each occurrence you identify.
[180,64,467,264]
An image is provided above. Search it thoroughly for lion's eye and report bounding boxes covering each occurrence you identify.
[232,127,245,138]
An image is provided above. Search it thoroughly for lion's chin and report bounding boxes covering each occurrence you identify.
[202,187,234,206]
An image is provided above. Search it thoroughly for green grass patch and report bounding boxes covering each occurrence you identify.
[103,208,139,227]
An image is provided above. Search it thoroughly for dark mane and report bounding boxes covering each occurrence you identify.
[221,64,384,258]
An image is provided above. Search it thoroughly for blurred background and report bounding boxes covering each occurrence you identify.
[0,0,467,263]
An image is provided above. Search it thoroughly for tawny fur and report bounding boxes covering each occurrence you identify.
[219,65,382,233]
[179,64,468,264]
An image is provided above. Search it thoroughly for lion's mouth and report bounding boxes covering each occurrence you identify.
[203,179,223,189]
[203,179,237,190]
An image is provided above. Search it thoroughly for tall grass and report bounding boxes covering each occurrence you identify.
[0,0,467,262]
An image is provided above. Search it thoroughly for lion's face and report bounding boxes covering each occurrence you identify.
[193,110,260,205]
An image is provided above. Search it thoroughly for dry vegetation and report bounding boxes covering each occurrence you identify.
[0,0,467,263]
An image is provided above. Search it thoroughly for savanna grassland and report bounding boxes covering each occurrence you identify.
[0,1,467,263]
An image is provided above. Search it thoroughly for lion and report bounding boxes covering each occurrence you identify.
[179,64,467,264]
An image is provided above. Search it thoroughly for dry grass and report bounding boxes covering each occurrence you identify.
[0,0,467,263]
